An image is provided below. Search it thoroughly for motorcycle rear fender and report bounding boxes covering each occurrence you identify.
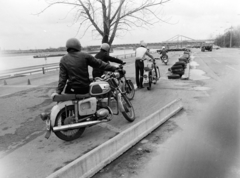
[50,101,73,126]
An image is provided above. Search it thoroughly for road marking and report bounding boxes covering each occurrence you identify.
[227,65,240,72]
[213,58,222,63]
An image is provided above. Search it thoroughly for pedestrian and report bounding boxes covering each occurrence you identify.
[92,43,125,78]
[56,38,117,95]
[135,41,154,89]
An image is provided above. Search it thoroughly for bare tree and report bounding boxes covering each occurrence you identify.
[39,0,171,45]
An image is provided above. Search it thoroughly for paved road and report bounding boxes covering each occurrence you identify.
[0,51,187,178]
[92,48,240,178]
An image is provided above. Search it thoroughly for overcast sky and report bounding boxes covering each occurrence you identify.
[0,0,239,50]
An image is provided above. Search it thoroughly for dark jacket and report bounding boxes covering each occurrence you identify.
[160,49,168,56]
[56,51,116,94]
[92,49,123,78]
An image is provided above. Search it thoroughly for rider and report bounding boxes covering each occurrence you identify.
[92,43,125,78]
[135,41,154,89]
[160,46,168,61]
[56,38,117,95]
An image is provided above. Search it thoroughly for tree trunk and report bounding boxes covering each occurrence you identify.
[102,33,109,44]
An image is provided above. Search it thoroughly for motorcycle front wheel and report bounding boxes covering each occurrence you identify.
[54,105,85,141]
[125,79,135,100]
[120,94,135,122]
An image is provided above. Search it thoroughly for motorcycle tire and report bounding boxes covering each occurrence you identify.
[173,61,186,69]
[120,94,135,122]
[168,74,181,79]
[147,72,152,90]
[171,65,184,70]
[125,79,135,100]
[54,105,85,141]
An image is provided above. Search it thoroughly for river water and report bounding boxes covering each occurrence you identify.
[0,49,135,72]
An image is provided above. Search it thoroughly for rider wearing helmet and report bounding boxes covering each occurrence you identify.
[135,41,154,89]
[56,38,117,95]
[92,43,124,78]
[160,46,168,59]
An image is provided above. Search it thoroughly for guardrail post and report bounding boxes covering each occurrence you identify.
[27,79,31,85]
[42,67,45,74]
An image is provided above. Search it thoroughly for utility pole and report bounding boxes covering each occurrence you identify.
[229,26,233,48]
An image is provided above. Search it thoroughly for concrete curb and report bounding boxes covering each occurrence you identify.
[47,99,183,178]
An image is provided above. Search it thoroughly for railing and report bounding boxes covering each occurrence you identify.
[0,53,135,81]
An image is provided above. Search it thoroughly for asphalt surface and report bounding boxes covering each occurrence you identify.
[93,48,240,178]
[0,51,188,178]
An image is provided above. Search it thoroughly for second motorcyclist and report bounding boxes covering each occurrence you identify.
[92,43,125,78]
[135,41,154,89]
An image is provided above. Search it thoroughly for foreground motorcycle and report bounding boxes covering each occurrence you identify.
[40,69,135,141]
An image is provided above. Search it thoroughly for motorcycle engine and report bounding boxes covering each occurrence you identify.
[96,108,109,117]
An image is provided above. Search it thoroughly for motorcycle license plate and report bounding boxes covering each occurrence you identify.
[143,79,149,87]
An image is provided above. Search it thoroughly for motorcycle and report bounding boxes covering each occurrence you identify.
[161,54,169,65]
[117,63,135,100]
[142,58,161,90]
[40,69,135,141]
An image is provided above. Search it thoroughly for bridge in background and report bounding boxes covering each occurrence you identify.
[86,35,214,51]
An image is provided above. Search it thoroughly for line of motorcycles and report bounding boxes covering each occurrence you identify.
[40,63,136,141]
[40,54,167,141]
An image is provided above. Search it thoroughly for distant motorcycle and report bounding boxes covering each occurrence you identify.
[40,69,135,141]
[160,54,169,65]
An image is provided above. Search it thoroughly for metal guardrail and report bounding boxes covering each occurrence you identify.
[0,53,135,81]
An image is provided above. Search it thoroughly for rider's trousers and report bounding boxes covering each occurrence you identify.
[135,59,144,88]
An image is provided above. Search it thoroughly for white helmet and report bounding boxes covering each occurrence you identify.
[100,43,110,51]
[162,46,165,49]
[140,41,147,47]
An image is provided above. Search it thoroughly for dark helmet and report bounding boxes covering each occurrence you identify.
[66,38,81,51]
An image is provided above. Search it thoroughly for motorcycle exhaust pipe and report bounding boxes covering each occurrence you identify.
[53,120,108,132]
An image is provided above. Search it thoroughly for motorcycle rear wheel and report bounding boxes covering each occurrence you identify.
[120,94,135,122]
[54,105,85,141]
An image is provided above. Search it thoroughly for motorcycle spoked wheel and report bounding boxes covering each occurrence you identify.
[147,72,152,90]
[54,105,85,141]
[120,94,135,122]
[125,80,135,100]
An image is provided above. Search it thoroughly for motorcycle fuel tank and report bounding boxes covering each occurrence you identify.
[89,81,111,96]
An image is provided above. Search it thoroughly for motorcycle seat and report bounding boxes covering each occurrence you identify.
[52,93,91,102]
[144,66,152,71]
